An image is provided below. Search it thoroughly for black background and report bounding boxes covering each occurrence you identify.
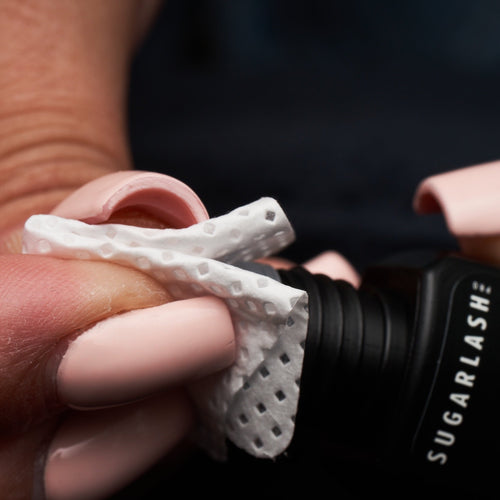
[114,1,500,498]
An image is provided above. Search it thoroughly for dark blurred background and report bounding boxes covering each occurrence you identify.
[120,1,500,498]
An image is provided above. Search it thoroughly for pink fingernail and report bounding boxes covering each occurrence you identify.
[51,170,209,227]
[44,392,193,500]
[57,296,235,409]
[413,161,500,237]
[303,251,360,287]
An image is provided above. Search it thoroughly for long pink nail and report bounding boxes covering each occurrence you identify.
[57,296,235,409]
[51,170,209,227]
[44,392,193,500]
[413,161,500,237]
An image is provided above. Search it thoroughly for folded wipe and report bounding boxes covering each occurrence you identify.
[22,198,308,459]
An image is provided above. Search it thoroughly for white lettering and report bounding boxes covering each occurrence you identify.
[469,294,490,313]
[442,411,463,426]
[434,430,456,447]
[459,355,480,367]
[425,281,492,468]
[449,393,470,408]
[427,450,448,465]
[466,315,487,331]
[455,371,476,388]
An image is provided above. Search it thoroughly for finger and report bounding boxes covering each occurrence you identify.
[43,391,193,500]
[414,162,500,266]
[2,170,209,254]
[56,295,235,409]
[0,419,57,500]
[1,170,235,427]
[0,171,233,500]
[0,390,193,500]
[51,170,208,229]
[0,254,235,430]
[0,254,167,431]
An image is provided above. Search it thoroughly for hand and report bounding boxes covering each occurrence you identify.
[0,3,234,499]
[1,169,238,500]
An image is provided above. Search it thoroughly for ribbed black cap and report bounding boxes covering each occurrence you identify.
[278,267,411,459]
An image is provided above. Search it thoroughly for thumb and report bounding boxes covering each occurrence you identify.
[0,254,169,431]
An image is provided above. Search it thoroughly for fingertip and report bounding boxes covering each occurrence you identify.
[56,296,235,409]
[51,171,209,228]
[43,392,194,500]
[414,163,500,265]
[0,255,171,430]
[413,162,500,237]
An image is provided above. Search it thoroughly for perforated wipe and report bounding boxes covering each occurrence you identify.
[22,198,308,459]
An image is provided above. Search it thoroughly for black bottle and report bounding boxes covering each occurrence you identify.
[277,251,500,493]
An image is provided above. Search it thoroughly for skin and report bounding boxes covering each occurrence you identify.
[0,1,197,497]
[0,0,163,249]
[459,236,500,266]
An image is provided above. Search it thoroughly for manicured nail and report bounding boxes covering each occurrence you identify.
[51,170,209,227]
[414,162,500,264]
[44,391,193,500]
[56,296,235,409]
[413,161,500,237]
[303,251,360,287]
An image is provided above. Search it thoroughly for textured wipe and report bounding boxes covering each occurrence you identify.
[22,198,308,459]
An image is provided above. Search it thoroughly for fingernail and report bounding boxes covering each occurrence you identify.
[56,296,235,409]
[51,170,209,227]
[414,161,500,237]
[303,251,360,287]
[43,391,193,500]
[414,162,500,264]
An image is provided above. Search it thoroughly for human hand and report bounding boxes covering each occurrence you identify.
[0,3,235,499]
[0,170,238,500]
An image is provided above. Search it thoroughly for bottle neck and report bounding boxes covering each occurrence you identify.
[278,267,413,458]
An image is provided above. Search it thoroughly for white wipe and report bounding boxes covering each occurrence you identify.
[22,198,308,459]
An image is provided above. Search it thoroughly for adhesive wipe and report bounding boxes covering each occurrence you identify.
[22,198,308,459]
